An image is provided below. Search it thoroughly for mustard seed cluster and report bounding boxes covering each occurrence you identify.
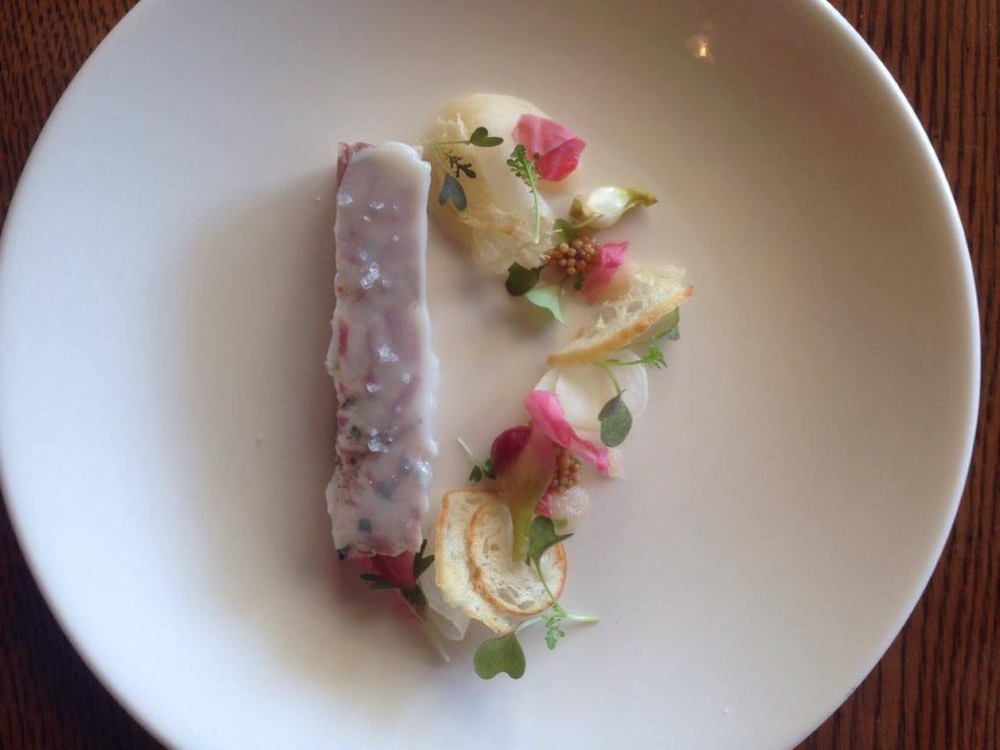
[549,445,582,493]
[548,233,599,276]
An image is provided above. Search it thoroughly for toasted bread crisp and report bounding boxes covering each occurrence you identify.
[435,490,567,634]
[548,264,692,366]
[468,500,566,617]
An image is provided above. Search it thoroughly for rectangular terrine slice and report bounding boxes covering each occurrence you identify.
[326,141,437,558]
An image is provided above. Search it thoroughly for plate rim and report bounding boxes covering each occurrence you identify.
[0,0,982,747]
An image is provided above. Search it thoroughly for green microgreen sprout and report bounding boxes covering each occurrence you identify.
[592,308,682,447]
[505,262,542,296]
[473,517,598,679]
[457,438,496,483]
[524,282,565,323]
[507,144,541,243]
[597,393,632,447]
[425,127,505,211]
[553,218,578,244]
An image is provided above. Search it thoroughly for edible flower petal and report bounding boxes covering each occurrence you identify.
[512,114,586,182]
[580,240,629,303]
[491,425,557,560]
[570,186,657,229]
[524,390,611,475]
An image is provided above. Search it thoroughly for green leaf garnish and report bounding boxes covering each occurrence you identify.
[359,573,396,591]
[604,340,667,369]
[573,274,585,292]
[542,603,568,649]
[439,174,467,210]
[425,126,504,213]
[412,538,435,580]
[598,393,633,447]
[474,632,526,679]
[507,144,541,243]
[457,439,496,483]
[505,262,542,296]
[444,152,476,179]
[600,309,681,370]
[472,522,598,679]
[636,307,680,345]
[524,283,565,323]
[468,126,505,147]
[554,218,578,244]
[527,516,573,570]
[402,585,428,608]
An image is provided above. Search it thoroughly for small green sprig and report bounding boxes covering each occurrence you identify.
[473,518,597,679]
[602,340,667,370]
[505,261,571,322]
[504,214,602,320]
[593,309,682,447]
[507,144,541,244]
[457,438,496,483]
[553,218,577,244]
[426,127,505,211]
[505,262,542,296]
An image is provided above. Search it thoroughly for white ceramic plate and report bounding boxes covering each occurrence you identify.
[0,1,979,748]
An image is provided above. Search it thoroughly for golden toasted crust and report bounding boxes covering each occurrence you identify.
[548,284,693,366]
[467,502,567,617]
[434,490,568,634]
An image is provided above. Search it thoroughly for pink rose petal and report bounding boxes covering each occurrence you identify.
[524,390,611,475]
[581,240,629,303]
[535,138,586,182]
[489,425,534,477]
[513,114,586,182]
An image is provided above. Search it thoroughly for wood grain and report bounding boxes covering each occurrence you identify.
[0,1,995,748]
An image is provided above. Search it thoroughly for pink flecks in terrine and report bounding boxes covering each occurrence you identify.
[326,141,438,558]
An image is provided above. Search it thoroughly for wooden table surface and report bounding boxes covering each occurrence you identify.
[1,1,996,748]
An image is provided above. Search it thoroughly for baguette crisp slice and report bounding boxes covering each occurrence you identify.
[468,501,566,618]
[435,490,567,634]
[548,264,693,366]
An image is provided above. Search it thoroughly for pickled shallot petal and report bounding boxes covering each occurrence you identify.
[524,390,611,474]
[534,353,649,434]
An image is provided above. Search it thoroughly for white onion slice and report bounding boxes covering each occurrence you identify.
[534,352,649,434]
[420,568,470,641]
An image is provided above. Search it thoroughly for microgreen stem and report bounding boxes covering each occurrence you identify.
[456,437,477,464]
[513,610,598,636]
[420,615,451,663]
[596,360,623,395]
[531,559,597,623]
[424,141,451,173]
[534,560,557,604]
[427,138,473,147]
[526,159,541,244]
[550,215,602,236]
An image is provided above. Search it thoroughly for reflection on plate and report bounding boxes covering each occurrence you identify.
[0,1,978,748]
